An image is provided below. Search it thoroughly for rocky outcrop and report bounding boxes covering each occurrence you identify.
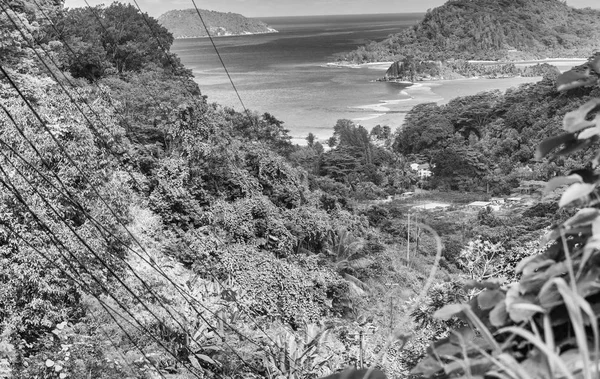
[158,9,278,39]
[384,61,404,80]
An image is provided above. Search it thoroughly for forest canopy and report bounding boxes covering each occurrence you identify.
[338,0,600,63]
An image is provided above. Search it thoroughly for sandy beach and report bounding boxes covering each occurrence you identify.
[340,57,588,132]
[349,76,545,131]
[324,61,394,70]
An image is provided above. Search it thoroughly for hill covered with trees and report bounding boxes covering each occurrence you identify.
[158,9,277,38]
[3,1,600,379]
[338,0,600,63]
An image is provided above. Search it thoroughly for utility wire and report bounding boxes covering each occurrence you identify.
[0,3,142,189]
[0,105,252,376]
[82,302,152,378]
[0,120,258,375]
[0,167,190,379]
[24,2,296,358]
[0,61,213,359]
[189,0,253,120]
[0,23,272,360]
[0,221,169,379]
[6,4,305,374]
[0,94,200,345]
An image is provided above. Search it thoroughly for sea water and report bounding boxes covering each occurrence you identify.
[171,14,420,142]
[170,14,551,143]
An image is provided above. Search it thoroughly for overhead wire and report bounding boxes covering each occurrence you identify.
[0,101,255,376]
[0,220,169,379]
[5,2,307,374]
[0,160,193,379]
[0,2,143,188]
[33,0,298,352]
[0,28,225,364]
[189,0,253,120]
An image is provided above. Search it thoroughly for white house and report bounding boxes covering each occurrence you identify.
[411,163,432,179]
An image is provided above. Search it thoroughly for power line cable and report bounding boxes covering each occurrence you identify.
[0,102,258,375]
[0,62,214,355]
[0,168,188,379]
[0,224,169,379]
[1,9,292,364]
[0,61,272,373]
[0,3,143,188]
[189,0,253,120]
[5,5,307,374]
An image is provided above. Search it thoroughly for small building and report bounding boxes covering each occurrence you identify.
[412,203,451,211]
[396,192,414,199]
[468,201,492,207]
[468,201,501,211]
[490,197,505,204]
[410,163,433,179]
[416,164,432,179]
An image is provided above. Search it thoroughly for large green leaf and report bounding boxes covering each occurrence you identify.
[563,208,600,229]
[545,174,583,194]
[433,303,468,320]
[536,133,577,160]
[559,183,595,208]
[578,124,600,140]
[410,356,443,377]
[489,299,508,327]
[563,99,600,133]
[477,289,505,310]
[557,70,597,92]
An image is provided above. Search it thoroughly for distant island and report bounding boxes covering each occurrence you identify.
[158,9,278,39]
[336,0,600,63]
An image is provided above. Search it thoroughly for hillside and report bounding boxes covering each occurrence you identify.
[158,9,277,38]
[4,1,600,379]
[338,0,600,62]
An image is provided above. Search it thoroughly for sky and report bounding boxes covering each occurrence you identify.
[62,0,600,18]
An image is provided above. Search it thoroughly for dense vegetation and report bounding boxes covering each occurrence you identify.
[411,55,600,379]
[339,0,600,63]
[2,1,600,379]
[158,9,277,39]
[381,60,560,82]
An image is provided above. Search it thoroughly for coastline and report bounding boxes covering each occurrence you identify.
[174,28,279,39]
[324,61,393,70]
[349,76,543,132]
[319,59,568,132]
[326,57,588,76]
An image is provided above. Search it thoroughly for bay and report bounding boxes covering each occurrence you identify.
[170,14,551,143]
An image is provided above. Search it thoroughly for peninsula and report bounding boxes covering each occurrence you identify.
[158,9,278,39]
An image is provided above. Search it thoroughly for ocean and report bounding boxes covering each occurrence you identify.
[170,14,567,143]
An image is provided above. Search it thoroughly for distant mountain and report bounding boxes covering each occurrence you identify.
[338,0,600,62]
[158,9,277,39]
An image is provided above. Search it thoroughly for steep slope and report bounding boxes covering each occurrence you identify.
[158,9,277,38]
[339,0,600,62]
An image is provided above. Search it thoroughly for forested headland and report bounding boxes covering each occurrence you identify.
[2,1,600,379]
[339,0,600,63]
[158,9,277,39]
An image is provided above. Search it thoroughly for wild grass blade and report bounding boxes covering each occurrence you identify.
[543,313,556,379]
[542,278,591,379]
[497,327,575,379]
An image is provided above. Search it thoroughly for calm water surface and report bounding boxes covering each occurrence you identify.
[171,14,420,141]
[171,14,546,142]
